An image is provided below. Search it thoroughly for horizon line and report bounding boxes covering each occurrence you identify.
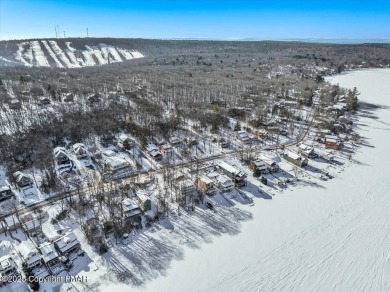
[1,36,390,44]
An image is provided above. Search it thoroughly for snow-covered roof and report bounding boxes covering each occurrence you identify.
[40,243,58,263]
[0,256,16,273]
[0,185,11,192]
[258,155,277,166]
[298,144,314,153]
[118,133,129,142]
[4,215,20,228]
[54,147,67,156]
[252,160,267,168]
[103,149,116,157]
[122,198,141,216]
[54,232,79,254]
[42,223,63,242]
[123,198,139,210]
[216,175,234,187]
[106,157,129,170]
[72,143,86,151]
[18,240,41,266]
[218,161,239,175]
[198,175,213,185]
[12,171,32,183]
[18,240,37,258]
[136,190,151,202]
[285,151,301,160]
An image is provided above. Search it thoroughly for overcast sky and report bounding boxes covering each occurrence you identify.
[1,0,390,40]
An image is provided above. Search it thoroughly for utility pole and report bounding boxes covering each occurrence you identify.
[63,31,66,38]
[54,25,57,38]
[86,28,89,38]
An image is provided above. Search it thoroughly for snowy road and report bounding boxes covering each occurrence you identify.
[141,69,390,292]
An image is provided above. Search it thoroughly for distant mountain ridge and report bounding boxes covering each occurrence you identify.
[0,39,144,68]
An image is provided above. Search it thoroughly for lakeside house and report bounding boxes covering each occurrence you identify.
[218,161,246,187]
[215,174,235,192]
[250,160,268,174]
[259,155,279,172]
[196,175,216,195]
[325,136,342,150]
[298,144,317,158]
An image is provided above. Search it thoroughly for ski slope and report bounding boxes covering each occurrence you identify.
[11,40,143,68]
[140,69,390,292]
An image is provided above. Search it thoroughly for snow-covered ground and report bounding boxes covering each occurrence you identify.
[132,69,390,292]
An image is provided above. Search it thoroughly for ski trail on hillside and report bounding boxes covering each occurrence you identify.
[64,42,84,67]
[15,42,33,67]
[206,177,390,292]
[31,41,50,67]
[41,40,64,68]
[12,40,144,67]
[48,40,77,68]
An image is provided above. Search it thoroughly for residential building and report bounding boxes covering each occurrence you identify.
[12,171,33,189]
[54,232,80,256]
[283,151,308,167]
[196,176,216,194]
[122,198,142,218]
[215,174,235,192]
[0,256,17,278]
[0,186,13,202]
[40,243,60,274]
[18,240,42,269]
[136,191,152,211]
[218,161,246,187]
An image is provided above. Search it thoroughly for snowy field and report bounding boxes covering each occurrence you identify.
[131,69,390,292]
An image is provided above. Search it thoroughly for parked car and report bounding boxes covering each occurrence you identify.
[205,202,214,210]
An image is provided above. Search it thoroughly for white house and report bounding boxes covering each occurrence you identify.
[54,232,80,256]
[215,174,235,192]
[18,240,41,269]
[0,256,17,278]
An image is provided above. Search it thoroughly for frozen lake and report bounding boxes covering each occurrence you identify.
[141,69,390,292]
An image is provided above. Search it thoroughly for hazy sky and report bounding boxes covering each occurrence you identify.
[1,0,390,40]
